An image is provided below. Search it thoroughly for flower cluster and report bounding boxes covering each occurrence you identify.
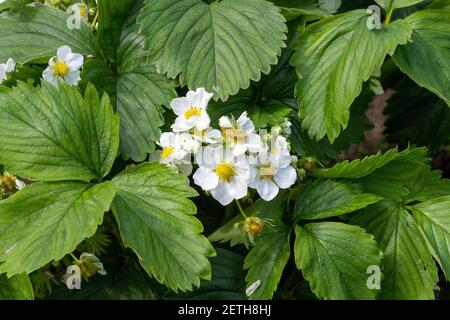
[152,88,297,205]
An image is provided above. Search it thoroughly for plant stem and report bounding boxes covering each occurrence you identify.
[91,9,99,28]
[69,252,80,264]
[235,199,248,220]
[385,6,394,26]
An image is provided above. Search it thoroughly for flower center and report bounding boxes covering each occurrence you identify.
[53,60,69,77]
[184,107,202,120]
[259,164,275,179]
[79,6,87,18]
[245,217,264,235]
[222,128,247,144]
[161,146,174,159]
[215,162,236,182]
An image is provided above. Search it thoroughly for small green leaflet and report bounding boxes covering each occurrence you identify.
[293,179,382,221]
[291,9,412,142]
[0,82,119,182]
[0,274,34,300]
[412,196,450,281]
[393,10,450,106]
[244,225,291,300]
[0,4,100,63]
[137,0,287,101]
[294,222,381,300]
[375,0,424,10]
[111,163,215,292]
[0,181,116,276]
[351,201,438,299]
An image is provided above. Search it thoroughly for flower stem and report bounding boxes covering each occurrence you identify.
[235,199,248,220]
[385,6,394,26]
[69,252,80,264]
[91,9,99,28]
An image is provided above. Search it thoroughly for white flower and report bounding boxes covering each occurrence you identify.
[246,280,261,297]
[249,150,297,201]
[65,265,81,290]
[68,3,88,22]
[80,252,107,276]
[150,132,193,175]
[42,45,84,87]
[179,133,201,154]
[219,112,265,156]
[0,58,15,84]
[171,88,213,132]
[15,179,26,190]
[193,146,250,206]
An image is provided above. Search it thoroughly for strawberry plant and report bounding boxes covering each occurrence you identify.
[0,0,449,300]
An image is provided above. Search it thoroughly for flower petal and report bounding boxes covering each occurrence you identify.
[64,70,81,85]
[274,166,297,189]
[68,53,84,70]
[256,178,279,201]
[57,45,72,60]
[170,97,190,115]
[193,167,219,191]
[186,87,213,109]
[228,178,248,199]
[211,181,234,206]
[159,132,176,147]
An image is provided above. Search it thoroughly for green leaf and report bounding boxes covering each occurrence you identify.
[406,167,450,202]
[393,10,450,106]
[314,148,426,179]
[244,225,291,300]
[293,179,382,221]
[351,201,438,299]
[291,10,412,142]
[375,0,424,10]
[294,222,381,300]
[0,82,119,182]
[0,4,100,63]
[111,162,215,292]
[384,78,450,152]
[97,0,135,62]
[412,196,450,280]
[0,0,33,11]
[0,274,34,300]
[168,248,246,300]
[82,1,176,161]
[208,191,287,246]
[0,181,116,276]
[137,0,287,101]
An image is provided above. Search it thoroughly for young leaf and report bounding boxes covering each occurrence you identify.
[393,10,450,106]
[111,163,215,292]
[0,4,100,63]
[82,0,177,162]
[412,196,450,281]
[0,82,119,182]
[137,0,287,101]
[244,225,291,300]
[375,0,424,10]
[291,10,412,142]
[0,274,34,300]
[351,201,438,299]
[293,179,382,221]
[294,222,381,300]
[0,181,116,276]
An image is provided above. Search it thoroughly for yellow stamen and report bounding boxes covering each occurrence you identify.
[245,217,264,235]
[1,172,16,192]
[184,107,202,120]
[79,6,87,18]
[215,162,236,182]
[161,146,174,159]
[260,164,275,179]
[53,60,69,77]
[222,128,247,144]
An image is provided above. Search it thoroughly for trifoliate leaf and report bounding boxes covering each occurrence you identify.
[0,274,33,300]
[111,163,215,292]
[293,179,382,221]
[0,181,116,276]
[0,82,119,182]
[137,0,287,101]
[351,201,438,299]
[412,196,450,281]
[375,0,424,10]
[294,222,381,300]
[244,225,291,300]
[82,0,176,162]
[393,10,450,106]
[291,10,412,142]
[0,4,100,63]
